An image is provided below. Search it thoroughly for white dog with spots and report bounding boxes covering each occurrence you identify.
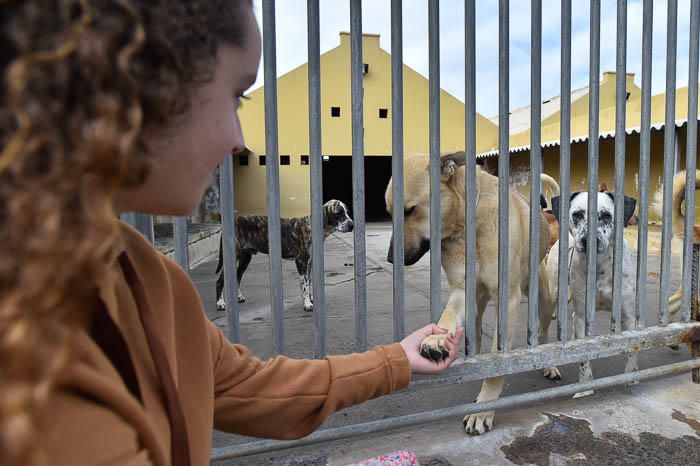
[546,190,638,381]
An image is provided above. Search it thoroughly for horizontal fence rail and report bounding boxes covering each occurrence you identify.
[118,0,700,461]
[211,358,700,461]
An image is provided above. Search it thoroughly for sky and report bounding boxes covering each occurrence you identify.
[248,0,695,119]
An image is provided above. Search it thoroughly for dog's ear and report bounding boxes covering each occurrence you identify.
[440,151,466,179]
[551,191,581,224]
[623,195,637,227]
[603,193,637,227]
[550,195,561,223]
[540,194,548,210]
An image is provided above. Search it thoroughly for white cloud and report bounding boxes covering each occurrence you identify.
[250,0,695,119]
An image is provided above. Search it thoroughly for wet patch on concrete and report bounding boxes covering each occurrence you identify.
[270,455,328,466]
[501,413,700,465]
[672,409,700,436]
[417,456,453,466]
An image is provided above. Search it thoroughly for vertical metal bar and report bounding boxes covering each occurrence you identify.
[528,0,542,348]
[262,0,285,355]
[497,0,509,351]
[659,0,678,325]
[585,0,601,339]
[611,0,627,333]
[350,0,367,352]
[428,0,442,324]
[558,0,572,343]
[173,216,190,275]
[220,155,239,342]
[391,0,406,342]
[683,0,699,323]
[690,242,700,384]
[636,0,654,330]
[121,212,155,243]
[464,0,478,356]
[692,243,700,383]
[674,127,681,174]
[307,0,326,358]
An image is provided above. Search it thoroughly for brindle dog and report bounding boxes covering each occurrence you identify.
[215,200,353,312]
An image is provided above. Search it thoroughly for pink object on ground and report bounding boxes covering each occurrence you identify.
[347,449,420,466]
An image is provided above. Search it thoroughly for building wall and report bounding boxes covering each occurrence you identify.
[233,33,498,218]
[507,126,700,224]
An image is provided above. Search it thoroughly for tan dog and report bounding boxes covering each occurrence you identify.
[385,152,558,435]
[652,169,700,322]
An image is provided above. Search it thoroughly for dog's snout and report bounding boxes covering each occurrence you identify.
[347,220,354,232]
[387,237,430,265]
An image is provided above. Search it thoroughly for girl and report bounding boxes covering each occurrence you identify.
[0,1,464,465]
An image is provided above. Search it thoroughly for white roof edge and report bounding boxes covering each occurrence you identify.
[476,118,693,158]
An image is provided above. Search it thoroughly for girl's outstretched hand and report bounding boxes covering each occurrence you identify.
[399,324,464,375]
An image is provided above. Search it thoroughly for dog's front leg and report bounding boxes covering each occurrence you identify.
[621,296,639,379]
[538,261,561,380]
[464,287,521,435]
[571,289,594,396]
[419,289,465,361]
[295,257,313,312]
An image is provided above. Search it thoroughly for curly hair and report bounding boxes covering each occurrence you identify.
[0,1,253,463]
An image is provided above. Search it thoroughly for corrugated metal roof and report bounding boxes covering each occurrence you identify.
[476,118,692,158]
[487,85,591,135]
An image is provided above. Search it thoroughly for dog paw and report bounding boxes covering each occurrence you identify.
[463,411,495,435]
[216,297,226,311]
[303,303,313,312]
[419,334,450,362]
[542,367,561,380]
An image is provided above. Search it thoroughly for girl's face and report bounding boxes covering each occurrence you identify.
[114,6,260,216]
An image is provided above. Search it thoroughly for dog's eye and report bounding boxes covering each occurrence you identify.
[599,212,612,222]
[404,206,416,217]
[572,211,584,222]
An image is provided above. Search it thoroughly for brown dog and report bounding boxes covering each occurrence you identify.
[385,152,557,435]
[539,174,561,249]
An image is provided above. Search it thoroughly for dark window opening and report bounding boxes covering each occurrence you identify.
[259,155,266,166]
[626,92,631,100]
[363,63,369,74]
[280,155,290,165]
[239,154,249,166]
[331,106,341,117]
[379,108,388,119]
[301,155,309,165]
[323,155,392,221]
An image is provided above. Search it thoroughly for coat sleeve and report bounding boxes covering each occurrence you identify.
[208,322,411,439]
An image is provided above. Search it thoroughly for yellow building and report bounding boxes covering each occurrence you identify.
[478,72,700,222]
[235,32,498,219]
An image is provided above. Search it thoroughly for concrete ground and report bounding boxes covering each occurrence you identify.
[188,223,699,466]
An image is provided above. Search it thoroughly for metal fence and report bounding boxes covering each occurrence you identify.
[121,0,700,461]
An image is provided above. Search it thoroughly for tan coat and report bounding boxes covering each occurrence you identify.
[40,222,410,465]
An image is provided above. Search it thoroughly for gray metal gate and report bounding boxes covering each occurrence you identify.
[121,0,700,461]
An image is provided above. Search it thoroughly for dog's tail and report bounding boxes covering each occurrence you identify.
[651,170,700,320]
[540,173,560,202]
[651,169,700,239]
[215,234,224,274]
